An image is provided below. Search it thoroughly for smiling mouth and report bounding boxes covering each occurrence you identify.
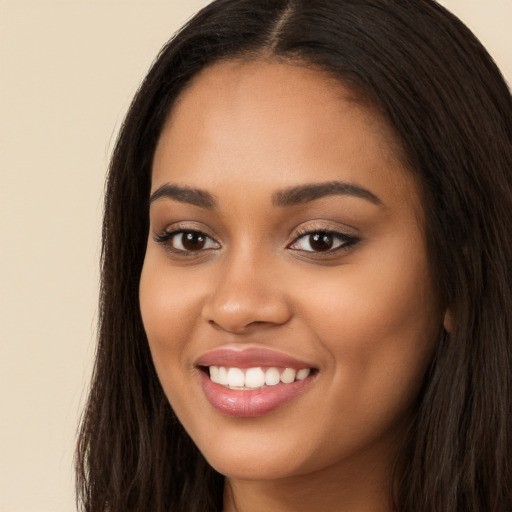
[202,366,313,390]
[197,357,317,417]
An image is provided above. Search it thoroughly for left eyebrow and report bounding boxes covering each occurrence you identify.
[272,181,383,207]
[149,183,217,209]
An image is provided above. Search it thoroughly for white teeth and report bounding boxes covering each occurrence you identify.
[208,366,312,389]
[209,365,220,383]
[265,367,281,386]
[218,366,228,385]
[245,367,266,388]
[280,367,296,384]
[227,367,245,387]
[296,368,311,380]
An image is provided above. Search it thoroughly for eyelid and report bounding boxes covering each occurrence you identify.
[152,222,221,255]
[287,221,360,254]
[153,221,218,239]
[289,220,359,241]
[152,220,359,257]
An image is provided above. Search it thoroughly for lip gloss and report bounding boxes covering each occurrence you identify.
[199,370,313,417]
[195,348,316,417]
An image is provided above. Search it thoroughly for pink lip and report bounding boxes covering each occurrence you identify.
[195,347,314,370]
[195,347,316,418]
[199,371,314,417]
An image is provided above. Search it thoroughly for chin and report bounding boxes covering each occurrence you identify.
[187,422,310,481]
[206,452,304,481]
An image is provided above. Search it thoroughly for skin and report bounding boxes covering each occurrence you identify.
[139,60,447,511]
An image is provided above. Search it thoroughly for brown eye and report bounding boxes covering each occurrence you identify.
[308,233,334,252]
[181,231,207,251]
[289,230,359,254]
[155,229,220,253]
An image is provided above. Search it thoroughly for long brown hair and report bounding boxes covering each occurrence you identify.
[76,1,512,510]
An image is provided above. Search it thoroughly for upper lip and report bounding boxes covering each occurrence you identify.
[195,347,315,370]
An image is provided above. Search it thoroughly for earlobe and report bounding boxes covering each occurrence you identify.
[443,309,454,333]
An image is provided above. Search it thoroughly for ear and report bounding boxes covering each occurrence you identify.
[443,309,454,333]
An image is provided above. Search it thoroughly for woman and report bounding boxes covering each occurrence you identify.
[76,1,512,511]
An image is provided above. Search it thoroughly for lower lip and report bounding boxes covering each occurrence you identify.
[199,370,314,418]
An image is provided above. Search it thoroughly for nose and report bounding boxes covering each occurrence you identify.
[201,251,292,334]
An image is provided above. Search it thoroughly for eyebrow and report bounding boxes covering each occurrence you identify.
[149,183,217,209]
[272,181,382,207]
[149,180,382,209]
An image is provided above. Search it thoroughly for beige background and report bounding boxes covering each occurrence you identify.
[0,1,510,511]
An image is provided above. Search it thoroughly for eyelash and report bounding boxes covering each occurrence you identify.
[287,226,360,254]
[154,225,360,256]
[154,228,220,255]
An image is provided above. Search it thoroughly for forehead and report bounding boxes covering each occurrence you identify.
[172,59,359,120]
[152,59,421,218]
[163,59,392,155]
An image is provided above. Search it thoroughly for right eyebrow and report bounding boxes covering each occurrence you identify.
[149,183,217,209]
[272,180,383,207]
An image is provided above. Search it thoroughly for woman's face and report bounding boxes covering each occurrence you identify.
[140,60,444,481]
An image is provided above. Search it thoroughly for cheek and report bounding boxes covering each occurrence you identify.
[303,233,438,342]
[292,249,441,408]
[140,250,207,335]
[139,254,205,385]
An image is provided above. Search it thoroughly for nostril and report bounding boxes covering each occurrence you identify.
[201,287,293,333]
[206,317,288,334]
